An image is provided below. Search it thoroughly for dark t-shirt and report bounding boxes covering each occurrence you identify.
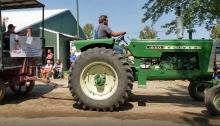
[3,32,11,50]
[95,24,112,39]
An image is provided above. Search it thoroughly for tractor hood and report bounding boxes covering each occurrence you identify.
[128,39,213,57]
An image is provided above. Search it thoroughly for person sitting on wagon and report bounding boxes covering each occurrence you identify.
[53,60,63,79]
[3,24,16,50]
[40,60,54,82]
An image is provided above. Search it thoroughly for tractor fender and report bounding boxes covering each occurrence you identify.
[74,39,115,52]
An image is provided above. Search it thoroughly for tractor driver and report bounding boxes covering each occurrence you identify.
[3,24,16,50]
[94,15,126,53]
[94,15,126,39]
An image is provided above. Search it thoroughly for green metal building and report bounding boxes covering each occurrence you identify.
[3,9,85,70]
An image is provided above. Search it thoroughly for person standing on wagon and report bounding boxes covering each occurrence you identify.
[3,24,16,50]
[26,27,32,37]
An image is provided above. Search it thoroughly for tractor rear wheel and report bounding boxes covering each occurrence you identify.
[205,86,220,116]
[10,81,35,95]
[69,48,133,111]
[0,81,6,102]
[188,81,210,101]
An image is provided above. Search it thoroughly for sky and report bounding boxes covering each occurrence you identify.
[39,0,211,39]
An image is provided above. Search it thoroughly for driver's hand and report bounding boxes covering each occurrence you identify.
[122,32,126,35]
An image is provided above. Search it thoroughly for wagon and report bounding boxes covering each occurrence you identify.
[0,0,45,102]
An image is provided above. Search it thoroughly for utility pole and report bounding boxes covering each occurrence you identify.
[176,6,184,39]
[76,0,80,38]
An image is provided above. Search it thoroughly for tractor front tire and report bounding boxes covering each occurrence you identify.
[69,48,133,111]
[205,86,220,116]
[188,81,209,101]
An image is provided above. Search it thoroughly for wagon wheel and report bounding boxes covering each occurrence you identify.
[10,81,35,95]
[0,82,6,102]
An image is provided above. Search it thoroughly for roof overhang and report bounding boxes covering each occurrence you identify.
[0,0,44,10]
[40,28,79,40]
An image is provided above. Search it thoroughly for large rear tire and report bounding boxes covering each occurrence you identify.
[205,86,220,116]
[188,81,209,101]
[69,48,133,111]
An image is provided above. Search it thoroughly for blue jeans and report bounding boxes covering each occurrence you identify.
[113,45,123,54]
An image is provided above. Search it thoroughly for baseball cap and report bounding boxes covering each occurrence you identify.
[8,24,15,28]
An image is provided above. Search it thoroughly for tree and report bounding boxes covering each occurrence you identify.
[139,26,157,39]
[142,0,220,34]
[211,23,220,39]
[83,24,94,39]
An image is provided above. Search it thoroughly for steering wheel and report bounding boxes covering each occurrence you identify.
[117,35,124,41]
[115,34,128,45]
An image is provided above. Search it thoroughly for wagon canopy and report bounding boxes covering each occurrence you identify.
[0,0,44,10]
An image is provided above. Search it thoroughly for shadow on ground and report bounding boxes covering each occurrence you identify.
[72,82,203,111]
[130,83,203,108]
[72,102,134,112]
[1,84,56,105]
[180,111,220,126]
[130,94,202,107]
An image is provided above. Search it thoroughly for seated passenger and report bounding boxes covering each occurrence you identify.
[53,60,63,79]
[40,60,54,82]
[3,24,16,50]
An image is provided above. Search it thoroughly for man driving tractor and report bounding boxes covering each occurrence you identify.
[94,15,126,39]
[94,15,126,53]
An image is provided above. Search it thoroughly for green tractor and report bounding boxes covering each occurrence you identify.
[68,36,220,115]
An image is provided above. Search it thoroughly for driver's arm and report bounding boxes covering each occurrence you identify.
[103,25,126,37]
[111,32,126,37]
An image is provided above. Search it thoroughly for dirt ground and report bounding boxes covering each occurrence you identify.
[0,79,219,126]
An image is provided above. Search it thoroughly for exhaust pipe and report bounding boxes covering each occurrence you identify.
[176,6,184,39]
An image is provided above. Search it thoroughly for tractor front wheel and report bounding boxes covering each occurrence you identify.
[69,48,133,111]
[0,83,6,102]
[10,81,35,95]
[188,81,210,101]
[205,86,220,116]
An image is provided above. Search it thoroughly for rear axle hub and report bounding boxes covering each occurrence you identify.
[94,74,106,86]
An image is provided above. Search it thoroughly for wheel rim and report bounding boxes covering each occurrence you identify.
[80,61,119,101]
[213,94,220,111]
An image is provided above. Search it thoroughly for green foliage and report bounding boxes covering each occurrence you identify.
[83,24,94,39]
[139,26,157,39]
[211,23,220,39]
[142,0,220,34]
